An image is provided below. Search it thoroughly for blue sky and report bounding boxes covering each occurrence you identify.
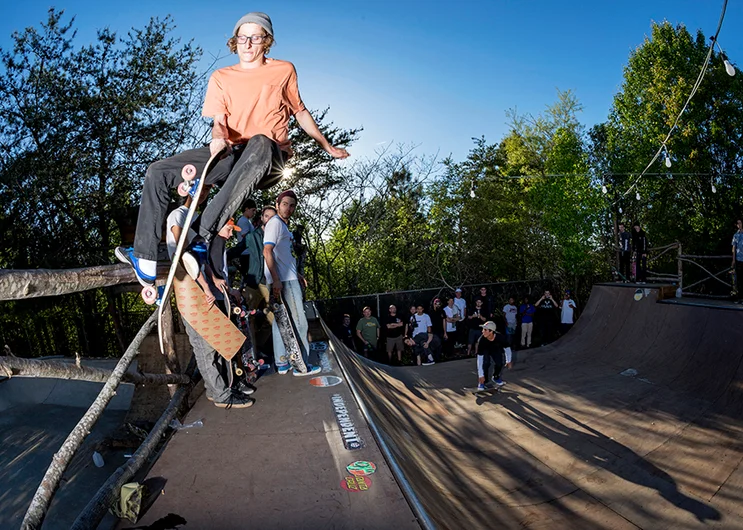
[2,1,741,162]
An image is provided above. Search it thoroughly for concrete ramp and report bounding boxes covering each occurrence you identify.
[324,284,743,529]
[0,360,134,530]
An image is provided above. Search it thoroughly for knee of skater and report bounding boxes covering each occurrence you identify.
[249,134,272,150]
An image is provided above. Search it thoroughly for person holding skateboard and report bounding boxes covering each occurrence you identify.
[264,190,321,376]
[116,12,349,291]
[475,321,512,391]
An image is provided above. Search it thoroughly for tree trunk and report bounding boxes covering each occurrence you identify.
[0,263,171,301]
[0,355,190,386]
[21,310,157,530]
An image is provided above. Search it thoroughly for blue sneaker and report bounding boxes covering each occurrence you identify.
[115,247,156,287]
[293,365,322,377]
[477,383,486,391]
[276,365,291,375]
[493,377,506,387]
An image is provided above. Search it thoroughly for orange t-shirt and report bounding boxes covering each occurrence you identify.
[202,59,306,152]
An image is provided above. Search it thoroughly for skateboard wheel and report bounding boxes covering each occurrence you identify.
[181,164,197,180]
[141,286,158,305]
[235,367,243,377]
[233,307,242,315]
[177,181,190,197]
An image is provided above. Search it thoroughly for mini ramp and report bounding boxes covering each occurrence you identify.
[323,283,743,529]
[129,283,743,529]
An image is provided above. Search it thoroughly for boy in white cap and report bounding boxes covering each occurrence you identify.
[117,12,349,299]
[475,321,513,391]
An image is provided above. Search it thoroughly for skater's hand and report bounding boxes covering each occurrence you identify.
[272,283,282,299]
[213,277,228,294]
[506,362,513,369]
[204,290,216,307]
[298,273,308,289]
[210,138,231,158]
[326,145,350,159]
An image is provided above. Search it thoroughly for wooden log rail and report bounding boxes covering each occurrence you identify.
[0,355,190,386]
[0,263,171,301]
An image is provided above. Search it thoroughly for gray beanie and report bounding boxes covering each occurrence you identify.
[233,12,273,36]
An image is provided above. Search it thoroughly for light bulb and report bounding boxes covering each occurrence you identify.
[664,155,672,168]
[601,185,607,194]
[619,207,623,214]
[712,183,717,194]
[636,191,641,200]
[724,59,736,77]
[281,167,294,179]
[470,189,476,198]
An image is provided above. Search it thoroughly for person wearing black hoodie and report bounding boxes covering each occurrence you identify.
[632,222,648,283]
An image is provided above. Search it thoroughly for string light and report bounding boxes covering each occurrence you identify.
[663,149,672,168]
[614,0,729,204]
[712,36,736,76]
[711,176,717,193]
[636,191,641,200]
[601,184,608,194]
[619,207,623,214]
[469,178,476,198]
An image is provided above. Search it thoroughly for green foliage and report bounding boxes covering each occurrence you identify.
[601,21,743,254]
[0,8,206,268]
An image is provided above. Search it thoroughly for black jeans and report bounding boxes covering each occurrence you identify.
[133,135,284,261]
[736,260,743,299]
[619,251,631,280]
[636,253,648,282]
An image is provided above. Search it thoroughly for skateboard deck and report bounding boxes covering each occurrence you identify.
[173,265,244,361]
[271,294,308,373]
[463,385,501,395]
[157,148,226,354]
[229,297,264,379]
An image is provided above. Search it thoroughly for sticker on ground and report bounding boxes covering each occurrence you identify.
[634,289,643,301]
[341,475,372,492]
[310,341,328,351]
[347,461,376,476]
[331,394,364,450]
[309,375,343,387]
[318,350,333,373]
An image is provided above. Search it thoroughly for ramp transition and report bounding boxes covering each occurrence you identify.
[325,283,743,529]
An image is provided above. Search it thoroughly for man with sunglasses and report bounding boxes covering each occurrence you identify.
[117,12,349,296]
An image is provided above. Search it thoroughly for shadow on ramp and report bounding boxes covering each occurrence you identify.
[322,284,743,529]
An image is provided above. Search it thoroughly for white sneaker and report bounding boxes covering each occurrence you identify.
[293,365,322,377]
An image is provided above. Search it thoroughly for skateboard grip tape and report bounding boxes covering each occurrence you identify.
[173,266,244,361]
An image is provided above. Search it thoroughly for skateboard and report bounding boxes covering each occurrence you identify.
[156,148,226,355]
[172,265,246,361]
[463,384,501,395]
[270,293,308,373]
[229,297,265,379]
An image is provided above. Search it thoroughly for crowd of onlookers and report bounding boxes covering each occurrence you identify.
[335,286,578,366]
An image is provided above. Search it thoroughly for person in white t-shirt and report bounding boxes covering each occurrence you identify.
[263,190,321,377]
[560,291,577,335]
[403,304,438,366]
[165,187,219,306]
[453,288,467,347]
[502,297,518,346]
[443,297,461,357]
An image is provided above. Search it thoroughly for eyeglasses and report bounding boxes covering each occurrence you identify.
[236,34,267,45]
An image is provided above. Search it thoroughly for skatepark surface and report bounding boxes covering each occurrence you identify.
[130,283,743,529]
